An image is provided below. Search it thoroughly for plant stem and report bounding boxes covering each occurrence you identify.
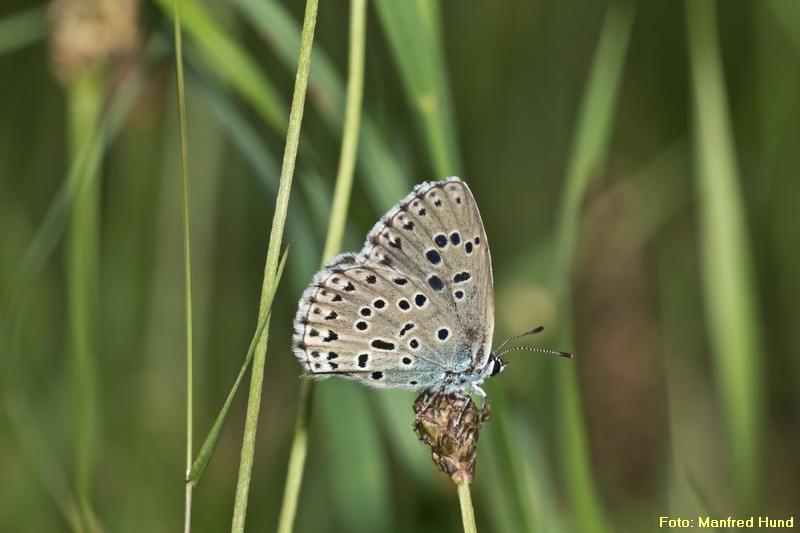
[323,0,366,261]
[549,3,633,533]
[457,481,477,533]
[686,0,762,511]
[276,380,313,533]
[172,0,195,530]
[230,0,319,530]
[276,0,366,531]
[67,70,103,533]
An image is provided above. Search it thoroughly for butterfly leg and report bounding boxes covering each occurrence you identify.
[471,382,489,410]
[454,391,474,425]
[415,389,439,420]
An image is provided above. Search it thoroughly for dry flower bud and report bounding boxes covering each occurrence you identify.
[412,391,491,485]
[48,0,141,84]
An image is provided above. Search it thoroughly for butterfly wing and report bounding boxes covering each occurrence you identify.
[362,178,495,369]
[292,177,495,390]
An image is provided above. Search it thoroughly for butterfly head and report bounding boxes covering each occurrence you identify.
[487,353,508,377]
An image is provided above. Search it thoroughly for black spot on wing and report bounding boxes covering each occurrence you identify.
[371,339,395,350]
[428,276,445,291]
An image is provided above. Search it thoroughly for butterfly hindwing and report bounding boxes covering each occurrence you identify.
[295,255,451,389]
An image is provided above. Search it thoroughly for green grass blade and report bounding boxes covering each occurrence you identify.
[171,1,197,529]
[550,2,634,532]
[231,0,319,529]
[186,70,320,273]
[487,391,566,533]
[66,70,104,533]
[276,377,313,533]
[172,0,194,472]
[764,0,800,56]
[161,0,408,209]
[1,38,151,357]
[511,405,567,533]
[371,0,462,176]
[0,5,46,55]
[1,42,152,533]
[277,0,368,530]
[2,113,99,362]
[685,0,764,512]
[231,0,408,208]
[554,0,635,278]
[322,0,366,262]
[188,247,289,486]
[152,0,287,131]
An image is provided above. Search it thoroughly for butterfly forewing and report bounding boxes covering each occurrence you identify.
[364,179,495,368]
[293,178,495,391]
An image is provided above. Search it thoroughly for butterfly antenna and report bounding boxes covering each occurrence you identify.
[494,326,574,359]
[493,326,544,353]
[495,346,574,359]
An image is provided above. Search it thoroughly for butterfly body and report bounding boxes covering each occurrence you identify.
[293,177,503,397]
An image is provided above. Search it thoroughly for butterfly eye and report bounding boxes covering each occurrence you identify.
[490,357,506,377]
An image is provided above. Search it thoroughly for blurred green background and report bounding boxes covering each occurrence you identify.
[2,0,799,531]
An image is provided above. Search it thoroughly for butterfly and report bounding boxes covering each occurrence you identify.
[292,177,568,399]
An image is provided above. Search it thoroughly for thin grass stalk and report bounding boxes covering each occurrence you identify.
[322,0,366,261]
[153,0,287,131]
[161,0,406,210]
[276,1,366,531]
[229,0,407,211]
[230,0,319,530]
[172,0,196,530]
[276,379,312,533]
[550,2,633,532]
[188,247,289,487]
[685,0,763,512]
[457,481,478,533]
[67,71,103,533]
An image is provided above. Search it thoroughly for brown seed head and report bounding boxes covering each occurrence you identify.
[412,392,491,485]
[48,0,141,84]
